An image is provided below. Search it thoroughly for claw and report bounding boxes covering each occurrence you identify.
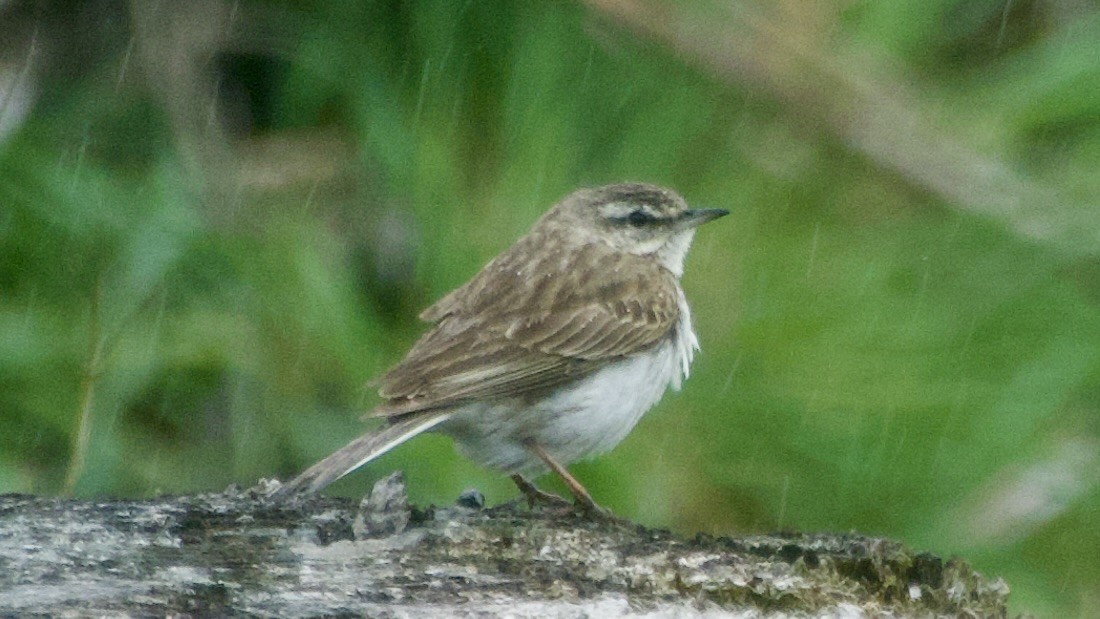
[511,441,624,522]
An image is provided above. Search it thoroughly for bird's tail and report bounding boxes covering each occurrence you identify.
[269,410,453,499]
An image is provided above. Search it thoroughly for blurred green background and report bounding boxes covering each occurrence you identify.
[2,0,1098,615]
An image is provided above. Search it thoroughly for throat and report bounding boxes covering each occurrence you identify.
[654,230,696,277]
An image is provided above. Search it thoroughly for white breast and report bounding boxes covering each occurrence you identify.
[443,290,698,477]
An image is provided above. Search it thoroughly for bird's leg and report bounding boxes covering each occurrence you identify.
[523,440,608,516]
[510,474,571,509]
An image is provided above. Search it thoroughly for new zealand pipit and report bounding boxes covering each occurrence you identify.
[272,183,727,513]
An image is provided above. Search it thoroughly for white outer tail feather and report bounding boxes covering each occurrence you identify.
[269,410,453,499]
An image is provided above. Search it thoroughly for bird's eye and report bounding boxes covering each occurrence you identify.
[626,210,651,227]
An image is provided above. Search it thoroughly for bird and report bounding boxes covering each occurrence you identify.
[271,182,727,513]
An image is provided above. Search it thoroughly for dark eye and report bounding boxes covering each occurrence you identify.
[626,210,651,227]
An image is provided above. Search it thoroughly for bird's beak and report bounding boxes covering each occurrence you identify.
[674,208,729,232]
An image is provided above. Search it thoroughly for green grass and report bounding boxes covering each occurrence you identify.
[1,1,1098,615]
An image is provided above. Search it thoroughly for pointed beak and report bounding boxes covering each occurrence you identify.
[674,208,729,232]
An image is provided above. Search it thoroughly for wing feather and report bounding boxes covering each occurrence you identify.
[369,240,680,418]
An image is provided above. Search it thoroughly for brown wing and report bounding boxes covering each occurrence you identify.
[368,238,680,418]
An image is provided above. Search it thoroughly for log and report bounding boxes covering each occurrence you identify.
[0,473,1010,617]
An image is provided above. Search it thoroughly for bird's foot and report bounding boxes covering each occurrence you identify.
[511,474,572,510]
[510,474,621,521]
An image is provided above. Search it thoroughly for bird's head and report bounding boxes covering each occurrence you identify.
[547,183,728,276]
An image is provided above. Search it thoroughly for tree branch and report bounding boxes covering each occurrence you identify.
[0,473,1010,617]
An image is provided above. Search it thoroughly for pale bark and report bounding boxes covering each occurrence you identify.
[0,473,1009,617]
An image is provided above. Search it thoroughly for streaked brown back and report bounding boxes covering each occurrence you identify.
[369,233,680,418]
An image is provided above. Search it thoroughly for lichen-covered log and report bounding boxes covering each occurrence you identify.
[0,473,1009,617]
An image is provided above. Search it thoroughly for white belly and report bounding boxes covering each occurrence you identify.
[440,303,697,477]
